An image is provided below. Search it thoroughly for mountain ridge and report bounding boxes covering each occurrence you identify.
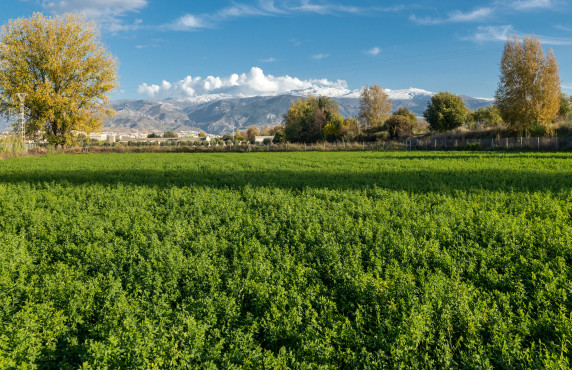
[0,89,494,134]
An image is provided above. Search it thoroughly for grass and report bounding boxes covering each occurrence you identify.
[0,151,571,368]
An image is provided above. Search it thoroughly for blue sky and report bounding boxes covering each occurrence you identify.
[3,0,572,100]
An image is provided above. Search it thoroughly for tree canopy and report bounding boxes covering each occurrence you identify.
[284,95,342,143]
[0,13,118,146]
[469,106,503,128]
[358,85,392,128]
[423,92,467,132]
[495,36,560,135]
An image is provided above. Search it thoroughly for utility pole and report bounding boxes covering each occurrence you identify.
[16,93,27,147]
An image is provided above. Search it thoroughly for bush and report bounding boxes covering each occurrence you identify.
[383,115,415,139]
[163,130,178,138]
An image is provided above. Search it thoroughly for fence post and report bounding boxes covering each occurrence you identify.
[491,138,494,150]
[520,137,523,149]
[537,137,540,151]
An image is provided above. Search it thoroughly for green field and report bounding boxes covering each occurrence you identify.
[1,151,571,368]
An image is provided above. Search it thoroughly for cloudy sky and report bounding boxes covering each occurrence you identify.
[3,0,572,99]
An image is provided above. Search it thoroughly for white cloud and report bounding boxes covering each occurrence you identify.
[260,57,277,63]
[364,47,381,56]
[555,25,572,32]
[39,0,148,31]
[511,0,554,10]
[410,7,493,25]
[464,25,572,45]
[312,53,330,60]
[464,25,515,42]
[173,14,210,30]
[535,35,572,45]
[562,83,572,90]
[169,1,400,30]
[137,67,351,99]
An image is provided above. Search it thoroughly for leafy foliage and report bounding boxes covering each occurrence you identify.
[0,152,571,368]
[468,105,504,128]
[383,108,417,139]
[358,84,392,128]
[283,95,341,142]
[423,91,468,132]
[0,13,118,146]
[163,130,178,138]
[495,36,560,135]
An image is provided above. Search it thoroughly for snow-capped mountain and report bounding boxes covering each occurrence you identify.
[104,88,492,135]
[0,88,493,134]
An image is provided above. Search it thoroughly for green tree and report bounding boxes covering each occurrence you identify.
[393,107,417,122]
[284,95,340,142]
[558,94,571,119]
[272,130,285,143]
[358,84,392,129]
[383,115,415,140]
[147,132,160,138]
[163,130,178,138]
[469,106,504,128]
[0,13,118,147]
[495,36,560,135]
[423,92,468,132]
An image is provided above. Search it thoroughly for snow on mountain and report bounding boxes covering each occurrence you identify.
[385,87,433,100]
[174,87,434,105]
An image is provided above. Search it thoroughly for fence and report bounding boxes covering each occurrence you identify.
[7,137,572,156]
[406,136,572,151]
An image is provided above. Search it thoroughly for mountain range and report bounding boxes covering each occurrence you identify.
[0,88,493,135]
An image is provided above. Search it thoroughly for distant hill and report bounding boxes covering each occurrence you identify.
[0,89,494,134]
[105,90,493,135]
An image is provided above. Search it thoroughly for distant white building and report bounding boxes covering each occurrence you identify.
[254,136,274,144]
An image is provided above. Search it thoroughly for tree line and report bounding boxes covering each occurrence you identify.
[278,35,569,143]
[0,13,570,146]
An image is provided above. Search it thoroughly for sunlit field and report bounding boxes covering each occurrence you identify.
[1,151,571,368]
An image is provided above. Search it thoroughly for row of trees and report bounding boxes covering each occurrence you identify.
[281,35,568,142]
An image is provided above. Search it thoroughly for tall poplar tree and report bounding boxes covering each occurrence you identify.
[0,13,118,146]
[495,36,560,135]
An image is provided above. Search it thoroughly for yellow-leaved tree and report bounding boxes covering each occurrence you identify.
[358,84,392,129]
[0,13,118,147]
[495,36,560,135]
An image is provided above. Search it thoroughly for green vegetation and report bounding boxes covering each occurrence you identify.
[423,91,468,132]
[1,151,571,368]
[162,130,178,138]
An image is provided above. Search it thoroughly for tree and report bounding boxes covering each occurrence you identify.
[147,132,160,138]
[423,92,467,132]
[468,106,503,128]
[358,84,392,129]
[272,130,285,144]
[495,36,560,135]
[322,113,344,141]
[283,95,340,142]
[558,94,571,119]
[246,125,259,143]
[383,108,417,139]
[163,130,178,138]
[393,107,416,122]
[0,13,118,147]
